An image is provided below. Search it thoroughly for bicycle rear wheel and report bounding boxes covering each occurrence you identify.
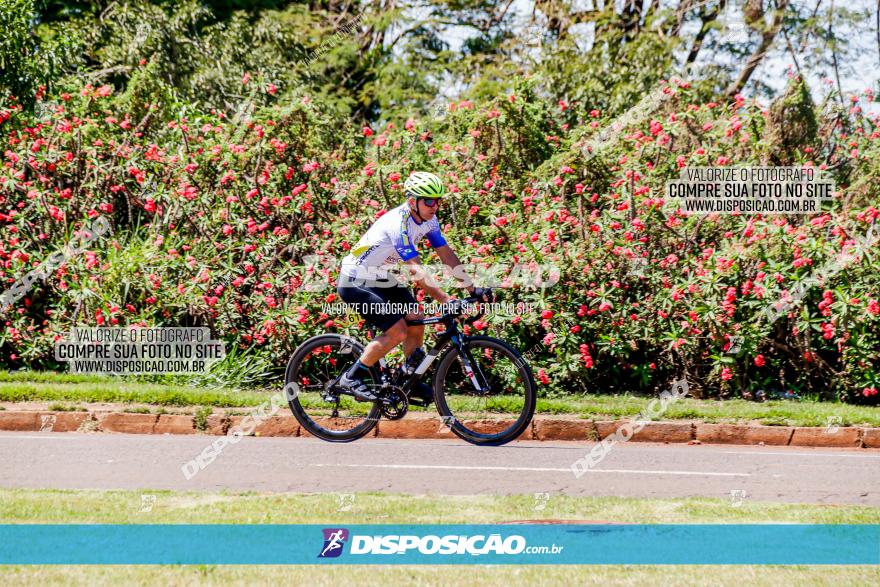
[285,334,381,442]
[432,335,536,446]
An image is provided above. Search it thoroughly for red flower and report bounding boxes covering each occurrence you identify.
[821,322,835,340]
[578,344,594,369]
[754,354,765,367]
[537,368,550,385]
[362,127,373,137]
[48,206,65,221]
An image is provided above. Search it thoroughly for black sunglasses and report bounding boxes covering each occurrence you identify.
[418,197,440,207]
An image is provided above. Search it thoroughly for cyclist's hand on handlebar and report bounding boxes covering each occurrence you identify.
[473,287,494,303]
[436,292,455,304]
[445,298,475,315]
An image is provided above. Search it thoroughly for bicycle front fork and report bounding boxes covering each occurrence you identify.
[451,336,488,393]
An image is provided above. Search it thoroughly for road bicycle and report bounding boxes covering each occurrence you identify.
[284,294,536,446]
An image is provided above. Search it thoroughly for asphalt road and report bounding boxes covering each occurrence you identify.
[1,432,879,505]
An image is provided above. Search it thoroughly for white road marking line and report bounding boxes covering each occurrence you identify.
[313,463,749,477]
[723,450,880,459]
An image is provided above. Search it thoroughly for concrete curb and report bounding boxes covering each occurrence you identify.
[1,410,878,448]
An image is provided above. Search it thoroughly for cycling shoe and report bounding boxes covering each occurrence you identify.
[337,373,377,402]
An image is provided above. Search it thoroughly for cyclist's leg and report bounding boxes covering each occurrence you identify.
[379,282,423,358]
[359,319,407,366]
[402,312,425,358]
[402,312,434,404]
[336,319,406,401]
[337,274,411,368]
[386,286,433,402]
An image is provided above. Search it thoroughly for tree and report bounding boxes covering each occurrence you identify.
[1,0,42,107]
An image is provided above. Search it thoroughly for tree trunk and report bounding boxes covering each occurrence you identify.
[686,0,727,65]
[671,0,695,37]
[725,0,790,97]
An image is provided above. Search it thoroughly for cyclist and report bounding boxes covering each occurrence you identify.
[336,171,492,404]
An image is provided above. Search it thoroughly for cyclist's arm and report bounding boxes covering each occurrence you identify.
[433,245,476,294]
[402,257,453,303]
[391,217,454,303]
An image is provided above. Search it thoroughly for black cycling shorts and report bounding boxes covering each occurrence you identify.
[337,273,419,332]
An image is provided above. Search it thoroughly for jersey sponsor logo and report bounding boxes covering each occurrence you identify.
[349,242,372,257]
[355,244,380,264]
[399,213,411,246]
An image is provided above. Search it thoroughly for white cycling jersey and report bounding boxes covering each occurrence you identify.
[340,202,447,279]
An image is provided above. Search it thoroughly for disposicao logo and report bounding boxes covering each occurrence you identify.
[317,530,560,559]
[349,534,529,556]
[318,528,349,558]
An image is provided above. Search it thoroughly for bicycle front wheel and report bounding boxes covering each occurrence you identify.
[433,335,536,446]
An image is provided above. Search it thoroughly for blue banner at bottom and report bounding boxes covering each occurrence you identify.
[1,524,878,565]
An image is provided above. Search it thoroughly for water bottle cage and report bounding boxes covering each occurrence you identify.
[404,348,427,374]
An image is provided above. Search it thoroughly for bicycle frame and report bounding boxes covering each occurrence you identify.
[368,305,490,395]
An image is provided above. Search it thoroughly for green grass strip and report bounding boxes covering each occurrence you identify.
[1,489,878,524]
[1,371,879,426]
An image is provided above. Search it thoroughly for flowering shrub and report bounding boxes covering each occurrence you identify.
[1,74,878,403]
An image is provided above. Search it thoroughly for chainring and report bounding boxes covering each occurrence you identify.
[379,386,409,420]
